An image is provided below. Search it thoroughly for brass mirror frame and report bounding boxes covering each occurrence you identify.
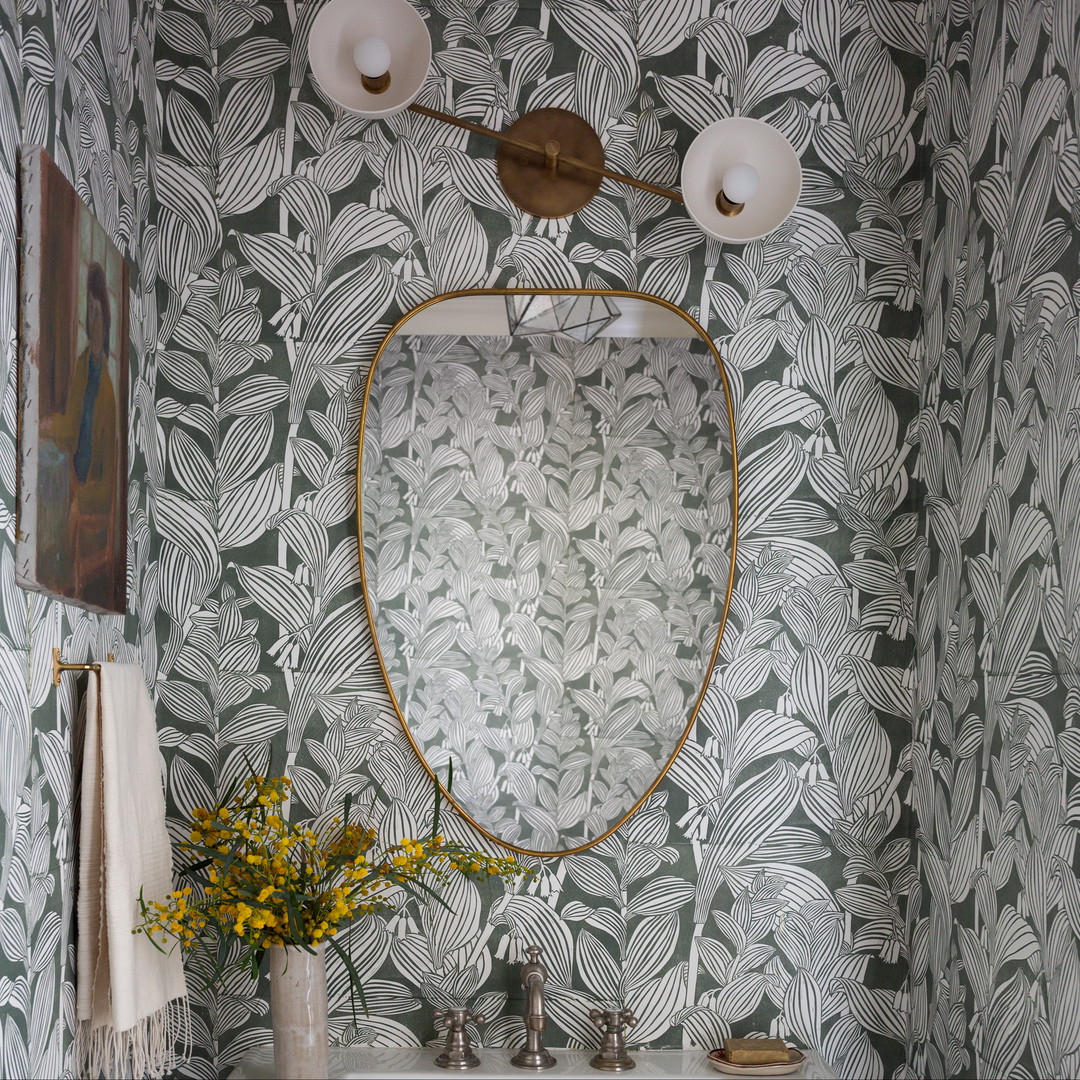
[356,289,739,857]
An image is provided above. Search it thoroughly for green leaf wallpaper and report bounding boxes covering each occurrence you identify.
[151,0,923,1074]
[909,0,1080,1076]
[0,0,160,1075]
[0,0,1076,1077]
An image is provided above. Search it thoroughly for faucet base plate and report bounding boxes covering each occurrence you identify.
[589,1054,637,1072]
[434,1051,481,1070]
[511,1048,558,1070]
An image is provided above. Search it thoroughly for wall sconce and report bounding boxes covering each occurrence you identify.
[681,117,802,243]
[308,0,801,240]
[307,0,432,120]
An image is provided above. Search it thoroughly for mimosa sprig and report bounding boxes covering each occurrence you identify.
[137,767,528,994]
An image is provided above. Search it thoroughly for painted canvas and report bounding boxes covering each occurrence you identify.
[17,145,128,614]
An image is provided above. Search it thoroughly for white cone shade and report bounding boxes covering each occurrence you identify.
[682,118,802,243]
[309,0,431,119]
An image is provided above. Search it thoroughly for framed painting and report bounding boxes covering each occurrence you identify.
[16,145,129,614]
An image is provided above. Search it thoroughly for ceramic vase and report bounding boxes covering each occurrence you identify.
[269,944,329,1079]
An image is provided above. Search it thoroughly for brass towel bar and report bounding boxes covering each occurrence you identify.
[52,648,115,686]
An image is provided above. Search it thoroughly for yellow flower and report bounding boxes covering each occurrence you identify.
[139,771,528,964]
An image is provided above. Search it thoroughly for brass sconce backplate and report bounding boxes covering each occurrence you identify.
[496,108,605,218]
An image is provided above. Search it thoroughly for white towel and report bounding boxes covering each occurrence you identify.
[75,662,188,1078]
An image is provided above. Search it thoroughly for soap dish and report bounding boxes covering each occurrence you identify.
[707,1047,806,1076]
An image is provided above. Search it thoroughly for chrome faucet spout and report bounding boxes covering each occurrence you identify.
[510,945,557,1070]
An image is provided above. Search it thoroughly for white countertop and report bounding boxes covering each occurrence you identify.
[235,1046,837,1079]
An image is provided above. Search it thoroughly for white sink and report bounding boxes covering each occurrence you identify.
[235,1046,838,1079]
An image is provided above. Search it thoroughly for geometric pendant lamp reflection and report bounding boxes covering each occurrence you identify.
[506,294,620,343]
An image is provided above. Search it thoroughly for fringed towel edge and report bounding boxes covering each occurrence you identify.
[74,994,191,1080]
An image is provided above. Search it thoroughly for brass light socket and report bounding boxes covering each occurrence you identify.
[715,190,744,217]
[361,70,391,94]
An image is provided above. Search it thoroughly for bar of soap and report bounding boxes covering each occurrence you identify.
[723,1038,791,1065]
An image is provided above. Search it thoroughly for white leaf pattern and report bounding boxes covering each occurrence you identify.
[0,0,1077,1076]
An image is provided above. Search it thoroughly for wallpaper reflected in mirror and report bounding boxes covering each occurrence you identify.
[359,293,736,854]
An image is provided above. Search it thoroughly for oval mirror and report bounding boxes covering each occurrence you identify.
[358,291,737,855]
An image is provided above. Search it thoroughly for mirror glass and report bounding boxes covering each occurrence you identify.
[358,292,736,855]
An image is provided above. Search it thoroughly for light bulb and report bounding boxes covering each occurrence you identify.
[353,36,391,79]
[721,163,760,205]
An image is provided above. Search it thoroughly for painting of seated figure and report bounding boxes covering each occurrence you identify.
[17,146,128,615]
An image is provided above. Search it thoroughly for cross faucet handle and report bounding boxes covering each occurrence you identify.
[433,1006,484,1070]
[434,1008,485,1027]
[588,1006,637,1071]
[589,1007,635,1030]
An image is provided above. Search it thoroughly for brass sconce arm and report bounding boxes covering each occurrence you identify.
[406,103,684,205]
